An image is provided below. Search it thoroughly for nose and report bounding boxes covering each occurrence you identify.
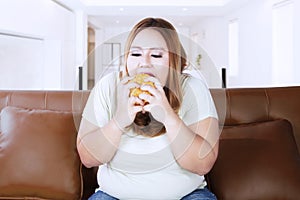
[140,50,151,67]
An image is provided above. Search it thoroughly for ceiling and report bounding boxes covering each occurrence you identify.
[55,0,251,28]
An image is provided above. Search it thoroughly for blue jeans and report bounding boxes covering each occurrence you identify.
[88,190,118,200]
[181,188,217,200]
[88,188,217,200]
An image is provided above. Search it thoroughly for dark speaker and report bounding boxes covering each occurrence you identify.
[222,68,226,88]
[79,66,83,90]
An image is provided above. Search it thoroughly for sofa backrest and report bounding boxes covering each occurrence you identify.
[0,90,95,199]
[211,87,300,152]
[0,87,299,199]
[1,87,299,150]
[209,87,300,199]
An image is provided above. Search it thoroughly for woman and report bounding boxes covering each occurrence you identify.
[77,17,219,200]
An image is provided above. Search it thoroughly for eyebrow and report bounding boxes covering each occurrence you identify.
[130,46,167,51]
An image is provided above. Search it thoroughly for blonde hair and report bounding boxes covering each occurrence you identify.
[123,17,186,137]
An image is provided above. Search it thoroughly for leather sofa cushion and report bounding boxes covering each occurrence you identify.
[0,106,82,200]
[207,119,300,200]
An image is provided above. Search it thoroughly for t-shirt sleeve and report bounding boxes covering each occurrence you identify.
[82,73,116,127]
[180,76,218,126]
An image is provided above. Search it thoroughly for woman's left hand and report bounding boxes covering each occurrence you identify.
[138,76,176,124]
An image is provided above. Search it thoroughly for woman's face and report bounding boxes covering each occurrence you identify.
[126,28,169,85]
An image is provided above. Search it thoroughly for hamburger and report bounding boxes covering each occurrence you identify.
[129,74,165,137]
[129,74,155,100]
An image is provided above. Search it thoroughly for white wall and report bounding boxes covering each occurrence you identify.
[0,0,77,90]
[294,0,300,82]
[75,11,88,90]
[0,33,45,89]
[190,17,227,88]
[94,26,130,81]
[2,0,298,89]
[226,0,273,87]
[191,17,228,71]
[191,0,300,88]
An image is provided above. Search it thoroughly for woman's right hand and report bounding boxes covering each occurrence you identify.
[113,76,144,130]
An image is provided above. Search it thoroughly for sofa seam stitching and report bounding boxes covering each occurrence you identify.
[264,88,270,121]
[44,92,48,110]
[7,92,11,107]
[227,89,231,124]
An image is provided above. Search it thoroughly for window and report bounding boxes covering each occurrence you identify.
[228,19,239,77]
[272,0,294,86]
[101,42,121,76]
[0,32,45,89]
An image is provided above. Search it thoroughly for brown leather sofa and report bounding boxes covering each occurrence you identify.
[0,87,299,200]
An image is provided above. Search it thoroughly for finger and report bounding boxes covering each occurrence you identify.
[132,105,144,114]
[140,85,160,97]
[142,104,153,112]
[130,106,144,118]
[144,76,160,85]
[127,82,140,89]
[122,82,140,97]
[155,83,164,92]
[120,76,134,84]
[129,96,144,106]
[144,77,164,92]
[139,93,154,104]
[144,75,158,82]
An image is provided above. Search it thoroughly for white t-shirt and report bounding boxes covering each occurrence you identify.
[82,72,218,200]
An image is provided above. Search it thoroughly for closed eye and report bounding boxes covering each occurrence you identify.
[151,54,163,58]
[131,53,142,57]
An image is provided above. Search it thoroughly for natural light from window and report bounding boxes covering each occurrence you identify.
[228,19,239,77]
[79,0,232,6]
[272,0,294,86]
